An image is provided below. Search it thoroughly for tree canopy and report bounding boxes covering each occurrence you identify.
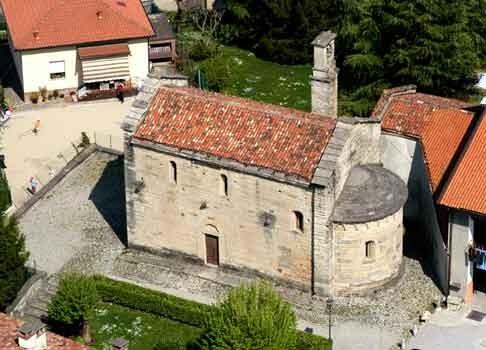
[220,0,485,115]
[196,281,297,350]
[0,216,29,309]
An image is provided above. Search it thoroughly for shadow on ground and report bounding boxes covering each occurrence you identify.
[403,221,445,295]
[89,155,127,245]
[0,43,23,100]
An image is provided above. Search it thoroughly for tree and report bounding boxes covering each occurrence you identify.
[0,216,29,309]
[196,281,297,350]
[48,273,99,343]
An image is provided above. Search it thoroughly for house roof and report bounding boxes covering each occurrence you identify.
[78,43,130,60]
[0,313,89,350]
[376,88,474,193]
[439,112,486,215]
[133,87,336,183]
[149,13,175,42]
[0,0,154,50]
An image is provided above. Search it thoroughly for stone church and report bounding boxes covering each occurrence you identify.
[122,31,407,297]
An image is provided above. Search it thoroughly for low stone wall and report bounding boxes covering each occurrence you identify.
[332,209,404,295]
[5,270,47,316]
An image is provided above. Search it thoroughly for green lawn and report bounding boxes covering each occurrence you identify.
[88,303,202,350]
[202,46,312,111]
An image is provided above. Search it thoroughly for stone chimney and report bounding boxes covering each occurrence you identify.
[311,31,338,118]
[18,320,47,350]
[112,338,129,350]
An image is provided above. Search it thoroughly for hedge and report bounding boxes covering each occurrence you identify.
[92,276,332,350]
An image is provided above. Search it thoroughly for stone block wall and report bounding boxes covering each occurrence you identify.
[332,209,403,294]
[334,120,381,199]
[128,146,314,290]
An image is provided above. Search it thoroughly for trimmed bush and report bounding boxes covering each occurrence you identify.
[296,330,332,350]
[92,276,331,350]
[93,276,211,328]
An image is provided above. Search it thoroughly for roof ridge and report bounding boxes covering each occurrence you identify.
[163,87,335,126]
[101,0,153,36]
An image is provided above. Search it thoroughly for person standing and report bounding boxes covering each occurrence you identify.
[33,119,40,135]
[116,82,125,103]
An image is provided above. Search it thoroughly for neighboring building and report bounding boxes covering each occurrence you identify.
[148,13,177,66]
[153,0,217,12]
[0,0,154,101]
[375,86,486,304]
[122,32,407,297]
[0,313,89,350]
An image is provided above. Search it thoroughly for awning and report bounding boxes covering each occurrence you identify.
[78,44,131,84]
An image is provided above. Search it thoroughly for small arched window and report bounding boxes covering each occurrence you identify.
[169,161,177,184]
[220,174,228,196]
[294,211,304,232]
[365,241,376,259]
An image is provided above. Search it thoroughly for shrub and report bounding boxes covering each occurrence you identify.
[196,281,297,350]
[53,90,59,99]
[79,132,91,148]
[187,39,221,61]
[39,87,48,101]
[30,92,39,104]
[93,276,211,328]
[48,273,99,341]
[199,56,230,92]
[153,338,187,350]
[296,330,332,350]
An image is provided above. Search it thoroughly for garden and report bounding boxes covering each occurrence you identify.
[48,274,332,350]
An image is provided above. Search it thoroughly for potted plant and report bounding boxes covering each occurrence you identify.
[53,90,59,99]
[30,92,39,104]
[39,87,48,102]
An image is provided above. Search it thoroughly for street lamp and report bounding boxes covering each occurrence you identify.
[326,297,334,341]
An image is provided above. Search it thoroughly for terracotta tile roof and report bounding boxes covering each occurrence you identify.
[0,0,154,50]
[134,87,336,182]
[78,43,130,60]
[378,90,474,192]
[0,313,89,350]
[439,113,486,215]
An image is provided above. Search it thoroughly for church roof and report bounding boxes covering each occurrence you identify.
[375,87,474,193]
[133,87,336,183]
[0,0,154,50]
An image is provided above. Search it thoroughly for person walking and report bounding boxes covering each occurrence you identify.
[29,177,38,194]
[33,119,40,135]
[116,82,125,103]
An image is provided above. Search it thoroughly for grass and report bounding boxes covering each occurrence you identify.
[87,303,202,350]
[200,46,312,111]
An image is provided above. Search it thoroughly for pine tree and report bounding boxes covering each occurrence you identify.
[0,216,29,309]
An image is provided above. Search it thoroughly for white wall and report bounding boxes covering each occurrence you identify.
[381,133,417,184]
[21,46,80,93]
[128,39,149,88]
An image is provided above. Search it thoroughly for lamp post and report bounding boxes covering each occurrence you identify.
[326,297,334,341]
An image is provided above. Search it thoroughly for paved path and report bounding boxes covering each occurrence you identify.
[409,305,486,350]
[1,99,130,207]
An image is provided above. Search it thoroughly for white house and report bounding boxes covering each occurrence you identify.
[0,0,154,101]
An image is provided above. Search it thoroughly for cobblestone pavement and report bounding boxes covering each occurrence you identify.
[111,249,441,350]
[19,151,126,275]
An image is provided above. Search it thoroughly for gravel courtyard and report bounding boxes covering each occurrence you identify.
[1,100,130,208]
[18,151,126,275]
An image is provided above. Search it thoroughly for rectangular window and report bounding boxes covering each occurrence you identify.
[49,60,66,80]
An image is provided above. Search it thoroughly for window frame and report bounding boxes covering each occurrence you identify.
[48,60,66,80]
[365,241,376,259]
[220,174,228,197]
[169,161,177,184]
[293,211,304,232]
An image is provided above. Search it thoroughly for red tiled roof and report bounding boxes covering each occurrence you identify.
[439,113,486,215]
[378,91,474,192]
[78,43,130,60]
[0,313,89,350]
[0,0,154,50]
[134,87,337,182]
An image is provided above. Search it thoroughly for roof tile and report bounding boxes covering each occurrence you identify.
[0,0,154,50]
[134,87,336,182]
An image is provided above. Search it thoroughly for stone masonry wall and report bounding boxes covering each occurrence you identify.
[129,146,315,290]
[332,209,404,294]
[334,121,381,199]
